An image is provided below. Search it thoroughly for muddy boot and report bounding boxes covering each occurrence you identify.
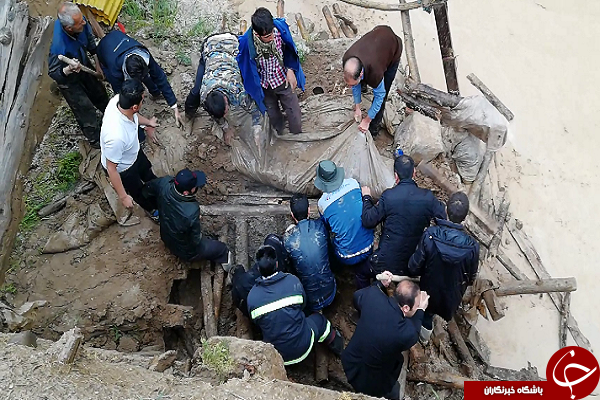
[419,325,432,346]
[326,329,344,357]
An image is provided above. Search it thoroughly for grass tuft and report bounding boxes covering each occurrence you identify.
[1,283,17,295]
[187,19,213,39]
[175,49,191,66]
[201,339,234,381]
[151,0,178,39]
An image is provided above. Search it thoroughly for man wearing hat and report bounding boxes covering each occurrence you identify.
[315,160,375,289]
[143,168,230,265]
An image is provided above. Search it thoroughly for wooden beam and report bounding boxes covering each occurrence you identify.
[467,73,514,121]
[213,227,228,321]
[407,363,474,389]
[82,7,105,39]
[485,364,541,381]
[332,4,355,38]
[487,189,510,258]
[322,6,341,39]
[199,202,318,217]
[398,91,441,120]
[447,319,479,378]
[407,83,462,108]
[482,288,505,320]
[559,292,570,348]
[332,7,358,34]
[199,260,217,338]
[234,219,252,340]
[277,0,285,18]
[338,0,445,12]
[495,277,577,297]
[399,0,420,83]
[433,3,459,94]
[469,150,493,200]
[295,13,309,40]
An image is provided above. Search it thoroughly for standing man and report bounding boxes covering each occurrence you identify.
[361,155,446,276]
[96,29,183,127]
[342,25,402,136]
[283,194,336,312]
[100,79,159,221]
[184,33,262,145]
[342,273,429,399]
[142,168,231,265]
[237,7,305,134]
[247,245,343,365]
[314,160,375,289]
[408,192,480,343]
[48,2,108,148]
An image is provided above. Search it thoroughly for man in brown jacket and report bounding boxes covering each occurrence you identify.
[342,26,402,136]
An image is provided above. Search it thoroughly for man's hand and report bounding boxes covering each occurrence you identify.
[286,69,297,90]
[63,61,82,76]
[144,117,159,144]
[380,271,394,288]
[418,291,430,311]
[224,127,234,146]
[361,186,372,197]
[354,104,362,123]
[173,107,184,129]
[358,117,371,133]
[120,194,134,209]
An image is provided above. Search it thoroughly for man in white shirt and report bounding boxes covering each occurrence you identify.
[100,79,160,221]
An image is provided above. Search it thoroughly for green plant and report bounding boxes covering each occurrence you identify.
[175,49,191,66]
[151,0,177,38]
[123,0,145,19]
[56,151,82,190]
[110,325,123,343]
[1,283,17,295]
[298,47,306,64]
[201,339,234,380]
[187,19,213,39]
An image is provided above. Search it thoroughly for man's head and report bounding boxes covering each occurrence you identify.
[251,7,275,42]
[447,191,469,224]
[58,2,86,34]
[118,79,145,112]
[343,57,363,87]
[290,193,309,223]
[256,244,278,277]
[125,54,149,81]
[174,168,207,196]
[393,280,421,317]
[204,91,229,119]
[314,160,345,193]
[394,155,415,183]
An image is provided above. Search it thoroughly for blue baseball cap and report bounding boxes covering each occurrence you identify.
[174,168,207,192]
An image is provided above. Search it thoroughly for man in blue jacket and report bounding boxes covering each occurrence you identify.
[247,245,343,365]
[283,194,336,312]
[408,192,479,343]
[315,160,375,289]
[48,2,108,148]
[237,7,305,134]
[96,30,183,128]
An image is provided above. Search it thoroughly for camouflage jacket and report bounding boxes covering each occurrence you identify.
[199,33,261,128]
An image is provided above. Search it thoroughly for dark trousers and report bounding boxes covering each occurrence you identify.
[184,58,206,116]
[58,74,109,145]
[263,82,302,134]
[190,237,229,264]
[422,311,434,331]
[368,59,400,135]
[119,148,157,212]
[353,257,375,290]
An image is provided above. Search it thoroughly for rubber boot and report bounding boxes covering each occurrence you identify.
[326,329,344,357]
[419,325,432,346]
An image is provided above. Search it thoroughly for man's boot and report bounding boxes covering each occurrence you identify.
[326,329,344,357]
[419,325,432,346]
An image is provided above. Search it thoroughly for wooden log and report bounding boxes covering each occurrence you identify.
[277,0,285,18]
[559,292,570,349]
[487,188,510,258]
[447,319,479,378]
[58,55,103,79]
[295,13,309,41]
[338,0,446,12]
[398,350,409,399]
[315,343,329,383]
[332,9,358,34]
[399,0,420,83]
[375,273,419,283]
[407,363,474,389]
[38,181,96,217]
[239,19,247,35]
[200,202,318,217]
[213,227,228,321]
[433,3,459,94]
[234,219,252,340]
[469,150,493,201]
[200,261,217,338]
[407,83,461,108]
[322,6,341,39]
[82,7,105,39]
[496,252,526,281]
[485,364,541,381]
[467,73,514,121]
[465,325,491,364]
[482,288,505,321]
[332,4,355,38]
[398,91,441,120]
[495,277,577,297]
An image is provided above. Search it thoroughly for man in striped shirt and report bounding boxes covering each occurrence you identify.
[247,245,343,365]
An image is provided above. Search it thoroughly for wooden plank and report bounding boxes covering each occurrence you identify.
[488,189,510,258]
[82,6,105,39]
[495,277,577,297]
[398,91,441,120]
[407,363,474,389]
[338,0,445,12]
[200,261,217,338]
[496,252,526,281]
[482,288,505,320]
[467,73,514,121]
[447,319,479,378]
[213,227,228,321]
[322,6,341,39]
[433,3,459,94]
[559,292,570,349]
[485,364,541,381]
[469,150,493,201]
[399,0,420,83]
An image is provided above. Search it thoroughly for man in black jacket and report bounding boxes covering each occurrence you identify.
[408,192,479,343]
[361,155,446,276]
[342,273,429,399]
[143,168,230,264]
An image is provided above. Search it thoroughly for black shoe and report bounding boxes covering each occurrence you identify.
[146,209,160,224]
[327,330,344,357]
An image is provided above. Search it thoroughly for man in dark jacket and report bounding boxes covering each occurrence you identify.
[362,155,446,276]
[408,192,479,343]
[247,245,343,365]
[342,273,429,399]
[342,25,402,136]
[237,7,305,134]
[48,2,108,148]
[283,194,336,312]
[96,30,183,127]
[143,168,230,264]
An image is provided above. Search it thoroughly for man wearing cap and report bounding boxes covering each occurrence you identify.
[143,168,230,264]
[314,160,375,289]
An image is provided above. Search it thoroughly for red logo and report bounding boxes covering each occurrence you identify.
[546,346,599,400]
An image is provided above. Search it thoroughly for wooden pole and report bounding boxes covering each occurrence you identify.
[487,189,510,258]
[559,292,571,348]
[407,83,462,108]
[277,0,285,18]
[295,13,309,41]
[467,73,514,121]
[495,277,577,297]
[433,3,459,94]
[200,261,217,338]
[469,150,493,198]
[58,55,103,79]
[213,227,228,321]
[332,4,355,38]
[399,0,420,83]
[322,6,341,39]
[239,19,247,35]
[447,319,479,378]
[398,350,409,399]
[234,219,252,340]
[338,0,446,12]
[332,8,358,34]
[407,363,474,389]
[82,7,105,39]
[482,288,505,321]
[398,91,441,120]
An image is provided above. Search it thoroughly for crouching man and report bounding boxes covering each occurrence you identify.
[143,168,230,266]
[247,245,343,365]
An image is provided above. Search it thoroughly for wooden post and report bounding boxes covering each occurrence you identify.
[200,261,217,338]
[82,7,105,39]
[433,3,459,94]
[559,292,571,348]
[213,226,228,321]
[399,0,420,83]
[495,277,577,297]
[332,4,355,38]
[332,4,358,34]
[315,343,329,382]
[234,219,252,340]
[295,14,309,41]
[322,6,341,39]
[277,0,285,18]
[487,189,510,258]
[338,0,446,12]
[467,73,514,121]
[239,19,247,35]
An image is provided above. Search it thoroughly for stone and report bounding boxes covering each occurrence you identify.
[313,31,329,41]
[8,331,37,348]
[148,350,178,372]
[117,335,139,352]
[394,112,445,165]
[46,327,83,364]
